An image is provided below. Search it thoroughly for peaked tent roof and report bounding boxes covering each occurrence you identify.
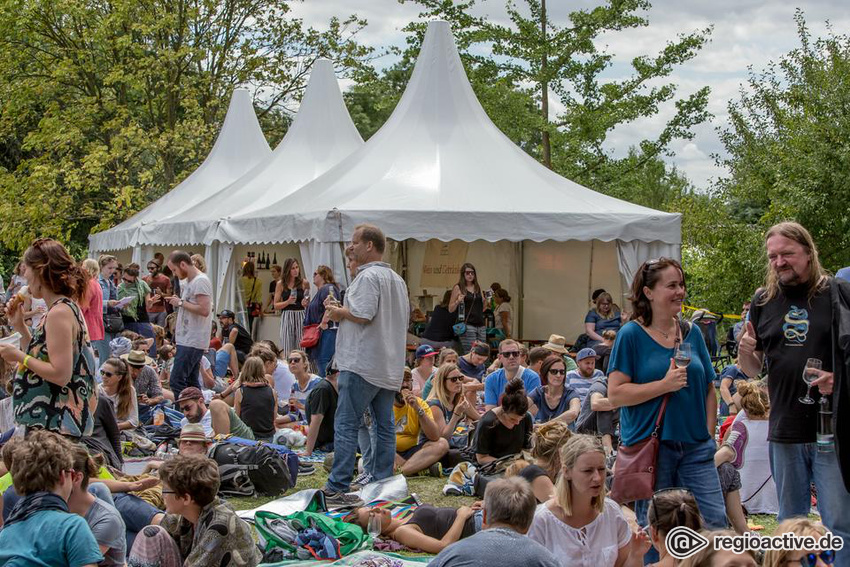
[214,21,681,246]
[135,59,364,247]
[88,88,271,251]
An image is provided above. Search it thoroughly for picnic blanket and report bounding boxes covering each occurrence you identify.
[260,550,430,567]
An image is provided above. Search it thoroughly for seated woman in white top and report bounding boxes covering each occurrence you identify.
[528,434,645,567]
[714,380,778,515]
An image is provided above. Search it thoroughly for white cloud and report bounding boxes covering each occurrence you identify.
[287,0,848,189]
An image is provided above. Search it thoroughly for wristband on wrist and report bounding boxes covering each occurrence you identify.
[22,354,32,369]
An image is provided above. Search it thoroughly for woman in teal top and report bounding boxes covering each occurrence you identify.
[608,257,727,533]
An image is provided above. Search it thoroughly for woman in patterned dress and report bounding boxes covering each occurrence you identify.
[0,238,98,439]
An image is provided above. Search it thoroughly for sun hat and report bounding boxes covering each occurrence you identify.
[120,349,154,367]
[542,334,568,355]
[179,423,211,444]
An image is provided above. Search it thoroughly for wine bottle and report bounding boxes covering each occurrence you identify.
[273,252,277,266]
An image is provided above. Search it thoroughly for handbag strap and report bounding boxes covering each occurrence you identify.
[651,394,671,437]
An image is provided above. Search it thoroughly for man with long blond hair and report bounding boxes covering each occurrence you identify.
[738,221,850,567]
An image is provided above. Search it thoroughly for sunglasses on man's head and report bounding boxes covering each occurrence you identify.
[500,351,520,358]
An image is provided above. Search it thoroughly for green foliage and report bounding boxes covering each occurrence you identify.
[0,0,372,255]
[682,11,850,313]
[717,11,850,271]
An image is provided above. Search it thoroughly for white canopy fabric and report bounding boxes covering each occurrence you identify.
[214,21,681,247]
[88,88,271,252]
[138,59,364,247]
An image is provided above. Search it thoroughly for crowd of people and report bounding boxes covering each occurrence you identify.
[0,220,847,567]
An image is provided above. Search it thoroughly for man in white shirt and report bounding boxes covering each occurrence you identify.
[322,224,409,506]
[166,251,213,399]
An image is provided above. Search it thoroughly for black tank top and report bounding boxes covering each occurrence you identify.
[463,290,485,326]
[280,286,305,312]
[407,505,477,540]
[239,384,275,438]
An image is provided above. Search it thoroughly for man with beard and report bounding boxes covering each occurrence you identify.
[175,387,254,440]
[143,259,171,328]
[166,251,212,399]
[738,222,850,567]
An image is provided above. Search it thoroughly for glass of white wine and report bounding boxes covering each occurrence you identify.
[799,358,822,405]
[673,343,692,368]
[367,510,383,542]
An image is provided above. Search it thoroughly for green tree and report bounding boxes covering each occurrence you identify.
[0,0,371,256]
[717,11,850,272]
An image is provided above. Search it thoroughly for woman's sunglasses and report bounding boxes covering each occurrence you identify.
[446,375,464,383]
[288,358,302,364]
[100,370,116,378]
[548,368,566,375]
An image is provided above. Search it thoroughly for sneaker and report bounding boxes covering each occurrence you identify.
[322,488,364,508]
[298,463,316,476]
[351,472,374,490]
[323,452,334,473]
[428,462,443,478]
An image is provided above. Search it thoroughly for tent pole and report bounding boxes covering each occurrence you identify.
[518,241,524,340]
[588,240,596,303]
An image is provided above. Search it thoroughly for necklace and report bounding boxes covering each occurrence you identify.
[648,325,672,339]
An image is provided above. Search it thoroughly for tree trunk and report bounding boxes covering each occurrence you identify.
[540,0,551,169]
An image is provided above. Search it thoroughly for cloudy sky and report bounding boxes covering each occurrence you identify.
[289,0,848,190]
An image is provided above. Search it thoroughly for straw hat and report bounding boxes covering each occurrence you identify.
[543,334,568,355]
[120,350,154,367]
[179,423,211,444]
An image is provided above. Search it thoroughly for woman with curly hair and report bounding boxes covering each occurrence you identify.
[0,239,97,439]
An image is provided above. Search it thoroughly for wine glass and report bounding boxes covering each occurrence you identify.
[367,510,382,541]
[673,343,692,369]
[799,358,822,405]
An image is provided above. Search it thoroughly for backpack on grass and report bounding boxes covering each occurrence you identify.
[209,440,296,497]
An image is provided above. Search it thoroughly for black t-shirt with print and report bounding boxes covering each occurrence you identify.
[749,282,833,443]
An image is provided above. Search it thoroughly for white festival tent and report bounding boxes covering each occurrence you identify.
[87,87,272,290]
[212,21,681,339]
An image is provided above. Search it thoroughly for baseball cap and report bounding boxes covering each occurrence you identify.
[175,387,204,404]
[576,348,598,362]
[217,309,235,319]
[415,345,438,359]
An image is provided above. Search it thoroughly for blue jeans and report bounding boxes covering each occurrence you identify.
[88,481,115,507]
[327,371,396,492]
[770,442,850,567]
[314,328,337,378]
[170,345,204,399]
[635,438,727,529]
[113,492,163,555]
[359,411,376,476]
